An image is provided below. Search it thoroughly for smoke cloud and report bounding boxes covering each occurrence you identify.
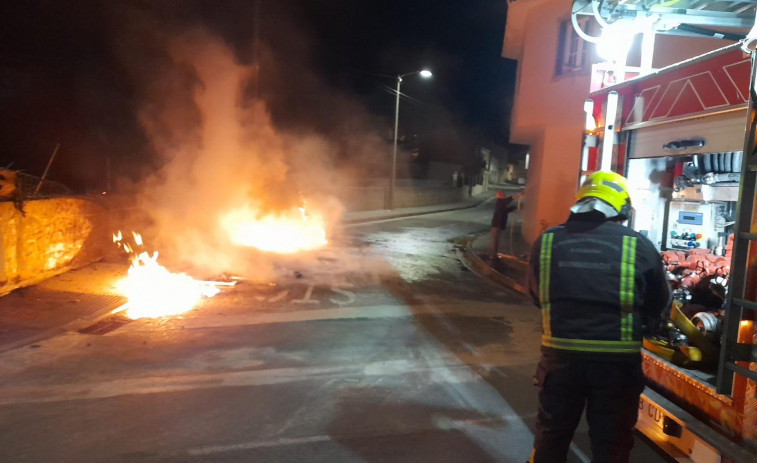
[106,24,320,277]
[110,9,389,283]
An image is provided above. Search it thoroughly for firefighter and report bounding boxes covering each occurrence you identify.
[526,171,671,463]
[488,190,524,260]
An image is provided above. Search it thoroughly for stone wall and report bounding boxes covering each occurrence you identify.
[393,186,465,209]
[341,186,465,211]
[0,197,108,294]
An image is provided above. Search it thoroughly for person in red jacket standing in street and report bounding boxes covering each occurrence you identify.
[489,190,524,260]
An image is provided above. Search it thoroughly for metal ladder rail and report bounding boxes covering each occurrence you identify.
[716,48,757,394]
[572,0,757,30]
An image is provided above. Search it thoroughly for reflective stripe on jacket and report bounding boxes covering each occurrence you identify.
[527,216,671,356]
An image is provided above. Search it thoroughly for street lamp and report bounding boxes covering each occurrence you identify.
[389,69,432,209]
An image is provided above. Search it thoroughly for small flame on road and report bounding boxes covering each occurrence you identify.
[221,204,328,254]
[113,231,221,319]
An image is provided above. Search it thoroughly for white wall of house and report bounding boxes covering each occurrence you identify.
[503,0,733,244]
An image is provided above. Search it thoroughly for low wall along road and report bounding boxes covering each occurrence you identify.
[0,198,108,295]
[341,185,465,211]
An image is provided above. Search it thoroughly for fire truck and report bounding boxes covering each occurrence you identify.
[581,41,757,461]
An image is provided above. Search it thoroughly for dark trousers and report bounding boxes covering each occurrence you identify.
[531,352,645,463]
[489,227,503,259]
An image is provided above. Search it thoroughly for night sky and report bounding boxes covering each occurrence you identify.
[1,1,516,191]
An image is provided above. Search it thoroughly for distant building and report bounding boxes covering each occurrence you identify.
[501,0,731,243]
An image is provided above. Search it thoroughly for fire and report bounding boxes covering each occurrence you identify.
[113,232,221,319]
[220,204,328,254]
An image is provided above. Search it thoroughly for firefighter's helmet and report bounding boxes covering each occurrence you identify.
[575,170,631,219]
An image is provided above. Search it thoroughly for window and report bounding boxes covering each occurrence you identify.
[555,16,595,77]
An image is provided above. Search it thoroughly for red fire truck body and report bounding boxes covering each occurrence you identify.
[582,43,757,462]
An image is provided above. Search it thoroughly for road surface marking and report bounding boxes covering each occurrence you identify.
[187,415,533,456]
[115,302,528,333]
[292,284,319,304]
[188,435,331,455]
[0,358,535,406]
[329,286,356,305]
[268,290,289,302]
[570,442,591,463]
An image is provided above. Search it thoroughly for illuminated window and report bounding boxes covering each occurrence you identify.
[555,16,595,77]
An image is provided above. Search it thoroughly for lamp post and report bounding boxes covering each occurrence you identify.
[389,69,432,209]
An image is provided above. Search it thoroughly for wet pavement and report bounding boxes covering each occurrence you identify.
[0,190,667,463]
[0,195,492,353]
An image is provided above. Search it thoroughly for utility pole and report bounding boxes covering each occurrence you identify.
[389,75,402,210]
[388,69,432,209]
[253,0,261,100]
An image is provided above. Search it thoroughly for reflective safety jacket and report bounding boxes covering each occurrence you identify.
[527,215,671,357]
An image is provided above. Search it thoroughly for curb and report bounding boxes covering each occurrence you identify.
[0,301,127,354]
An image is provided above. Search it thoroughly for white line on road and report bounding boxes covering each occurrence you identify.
[186,415,532,457]
[188,435,333,456]
[570,442,591,463]
[115,302,529,333]
[0,358,534,406]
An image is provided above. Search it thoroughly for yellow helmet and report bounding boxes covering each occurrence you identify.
[576,171,631,219]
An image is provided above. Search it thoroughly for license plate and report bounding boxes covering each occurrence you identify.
[639,395,665,430]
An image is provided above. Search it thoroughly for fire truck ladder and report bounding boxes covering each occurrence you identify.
[572,0,757,37]
[716,48,757,394]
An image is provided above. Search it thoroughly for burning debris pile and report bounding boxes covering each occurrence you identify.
[113,231,228,319]
[221,202,327,254]
[116,28,341,288]
[104,26,354,318]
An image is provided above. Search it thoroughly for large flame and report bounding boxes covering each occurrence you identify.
[221,204,328,254]
[113,231,221,319]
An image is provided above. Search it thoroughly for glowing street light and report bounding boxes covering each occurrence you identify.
[389,69,432,209]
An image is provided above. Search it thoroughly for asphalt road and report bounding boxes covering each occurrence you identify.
[0,202,667,463]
